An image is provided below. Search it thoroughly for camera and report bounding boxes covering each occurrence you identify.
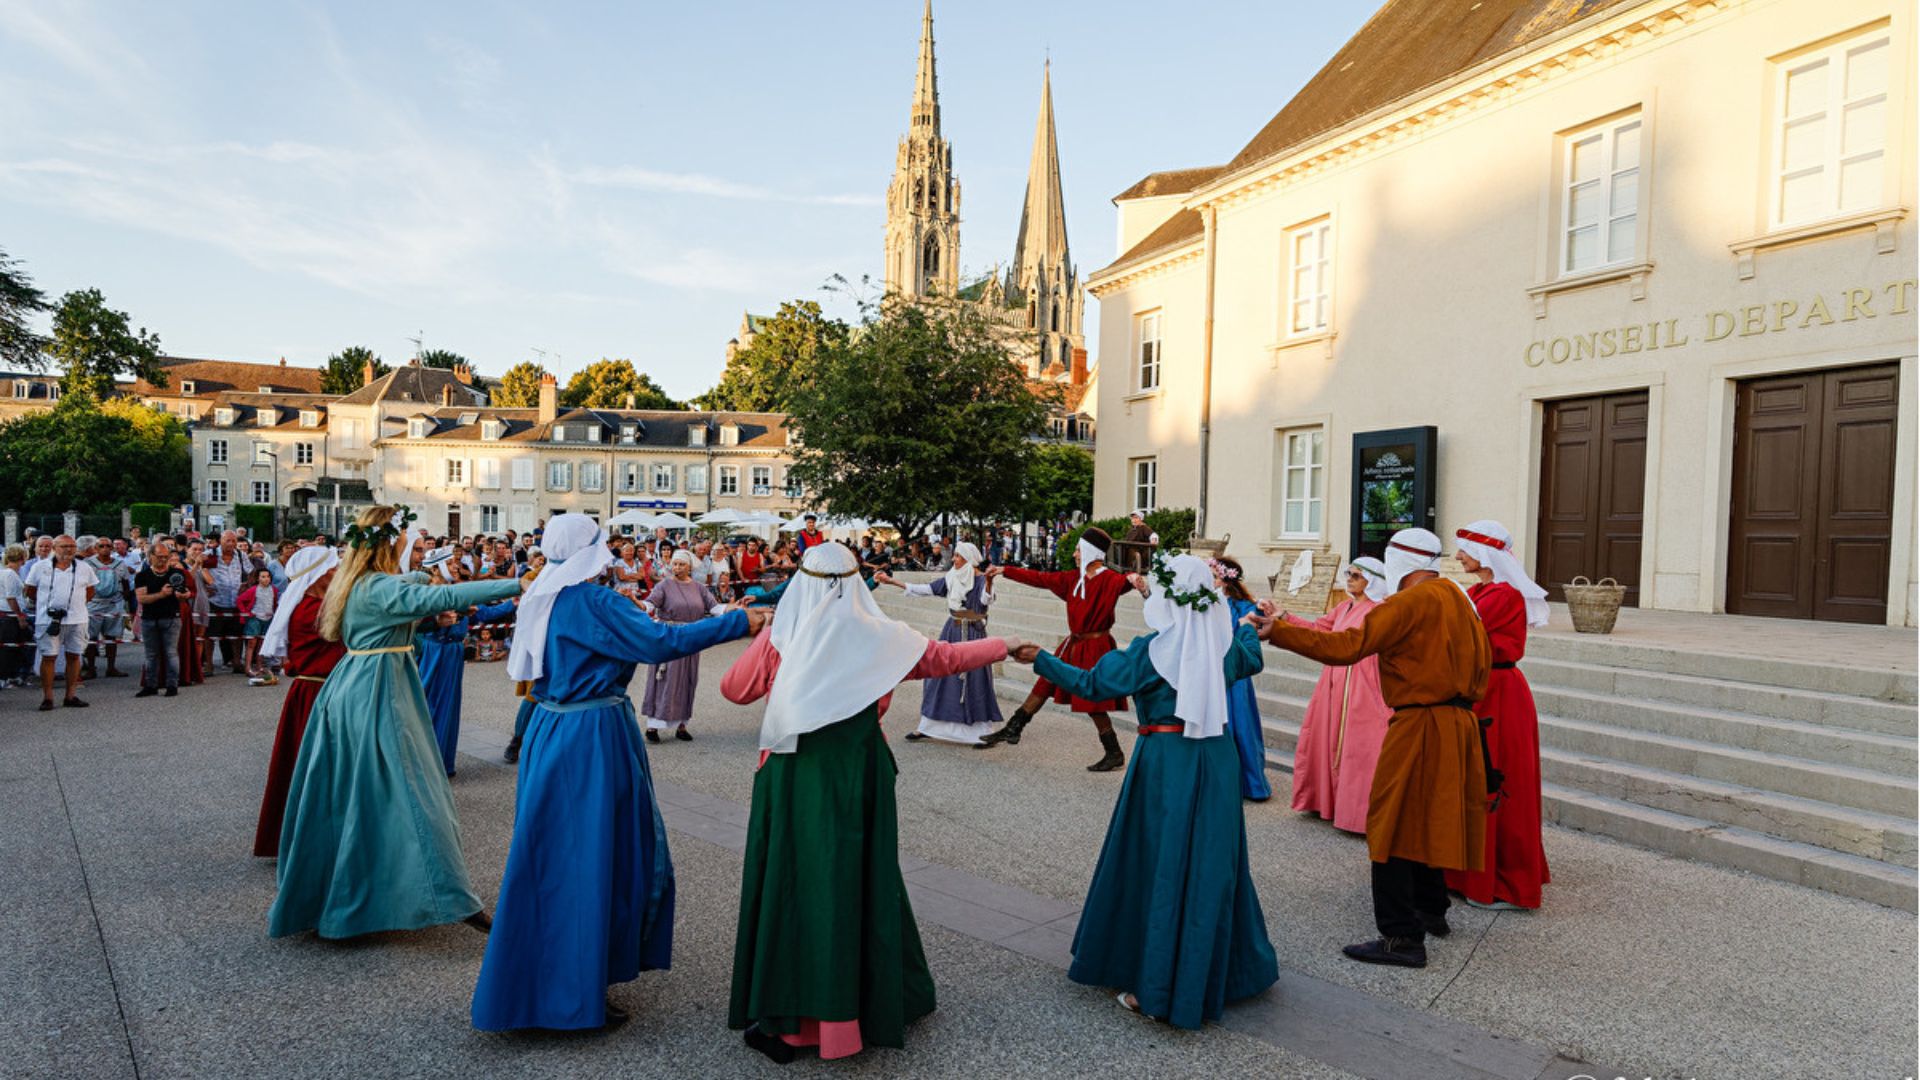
[44,608,66,635]
[166,571,187,591]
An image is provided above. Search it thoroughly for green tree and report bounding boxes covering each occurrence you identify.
[561,358,681,409]
[694,300,847,412]
[1022,442,1094,524]
[0,246,49,371]
[321,346,387,395]
[0,395,190,512]
[784,296,1050,542]
[491,360,548,407]
[417,347,468,370]
[47,288,165,397]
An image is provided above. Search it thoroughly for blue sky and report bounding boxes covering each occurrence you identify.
[0,1,1372,399]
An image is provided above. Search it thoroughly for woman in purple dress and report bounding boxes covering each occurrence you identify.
[640,548,734,743]
[876,541,1004,745]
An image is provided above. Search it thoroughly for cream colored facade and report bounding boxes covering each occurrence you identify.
[1090,0,1918,625]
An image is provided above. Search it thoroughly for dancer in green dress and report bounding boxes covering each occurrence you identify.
[268,507,522,939]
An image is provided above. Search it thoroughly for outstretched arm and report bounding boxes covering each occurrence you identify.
[581,585,749,665]
[367,574,520,621]
[1031,636,1149,702]
[1264,595,1414,666]
[905,636,1006,679]
[721,629,779,704]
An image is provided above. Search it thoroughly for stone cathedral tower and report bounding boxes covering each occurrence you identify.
[884,0,961,299]
[1002,62,1084,379]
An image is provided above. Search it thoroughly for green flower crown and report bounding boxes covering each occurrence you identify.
[1150,553,1220,612]
[343,505,418,550]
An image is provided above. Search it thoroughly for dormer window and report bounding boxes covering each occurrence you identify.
[214,407,236,426]
[299,410,321,428]
[719,423,740,447]
[258,385,273,393]
[620,424,638,444]
[256,408,277,427]
[408,418,430,439]
[458,411,479,426]
[482,419,505,441]
[688,425,708,447]
[553,424,567,442]
[180,380,196,395]
[584,425,600,443]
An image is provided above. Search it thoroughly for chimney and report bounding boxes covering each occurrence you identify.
[537,373,558,424]
[624,391,637,409]
[278,356,287,367]
[453,361,473,386]
[362,359,376,387]
[1070,347,1089,387]
[441,383,454,406]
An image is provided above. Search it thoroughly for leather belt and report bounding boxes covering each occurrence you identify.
[346,644,414,656]
[948,610,986,623]
[1491,661,1518,670]
[1389,696,1477,712]
[292,674,327,683]
[1064,630,1107,642]
[1136,723,1184,735]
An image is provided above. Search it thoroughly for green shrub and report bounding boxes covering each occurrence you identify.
[129,502,173,536]
[232,503,276,541]
[1055,508,1196,571]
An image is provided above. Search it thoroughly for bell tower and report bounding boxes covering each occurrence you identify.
[884,0,961,298]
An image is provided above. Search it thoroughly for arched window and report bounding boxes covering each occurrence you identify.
[927,180,938,209]
[1027,301,1036,328]
[922,235,940,280]
[913,179,924,208]
[1050,291,1062,332]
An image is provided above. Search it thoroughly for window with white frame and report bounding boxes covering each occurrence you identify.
[651,464,674,493]
[299,410,320,428]
[580,461,605,492]
[686,463,708,494]
[510,503,534,532]
[215,407,235,426]
[1772,30,1889,226]
[511,457,535,490]
[476,457,500,489]
[720,424,740,446]
[750,465,772,495]
[409,418,430,438]
[207,479,228,503]
[618,462,641,492]
[295,442,314,466]
[478,504,501,533]
[1135,310,1161,391]
[546,461,572,491]
[688,425,707,447]
[784,470,803,498]
[1562,114,1641,274]
[446,459,466,487]
[1286,217,1333,334]
[252,440,271,466]
[208,439,228,465]
[717,464,739,496]
[1273,427,1326,538]
[1130,458,1158,514]
[251,481,271,504]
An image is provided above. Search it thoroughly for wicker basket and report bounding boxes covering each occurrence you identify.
[1563,575,1626,634]
[1187,532,1230,558]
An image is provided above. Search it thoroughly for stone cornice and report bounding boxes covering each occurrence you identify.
[1186,0,1729,215]
[1086,241,1204,296]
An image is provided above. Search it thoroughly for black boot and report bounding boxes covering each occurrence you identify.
[743,1023,796,1063]
[502,736,521,764]
[976,707,1033,749]
[1087,731,1124,772]
[1342,936,1428,968]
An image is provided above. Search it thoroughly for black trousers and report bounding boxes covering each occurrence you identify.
[1371,856,1449,939]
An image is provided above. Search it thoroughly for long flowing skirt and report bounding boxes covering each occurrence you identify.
[268,653,480,938]
[1445,669,1549,907]
[419,642,465,777]
[729,707,933,1054]
[178,614,204,686]
[1226,675,1272,800]
[1069,732,1277,1029]
[472,697,674,1031]
[641,653,699,726]
[916,616,1002,743]
[1290,658,1391,834]
[253,678,323,857]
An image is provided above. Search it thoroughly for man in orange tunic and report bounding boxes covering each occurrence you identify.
[1257,528,1490,969]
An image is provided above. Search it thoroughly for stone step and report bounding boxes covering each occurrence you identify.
[1525,633,1918,705]
[1518,656,1917,735]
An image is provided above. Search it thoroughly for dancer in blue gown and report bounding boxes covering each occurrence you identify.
[1214,557,1272,801]
[418,600,516,777]
[1014,554,1278,1029]
[471,514,767,1032]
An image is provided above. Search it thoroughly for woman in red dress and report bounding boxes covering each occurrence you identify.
[1444,520,1551,910]
[177,540,206,687]
[252,547,343,857]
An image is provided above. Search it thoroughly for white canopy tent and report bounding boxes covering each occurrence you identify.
[696,508,745,526]
[607,509,657,530]
[650,512,697,530]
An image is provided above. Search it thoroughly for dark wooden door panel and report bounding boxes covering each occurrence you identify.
[1535,391,1648,605]
[1813,365,1898,623]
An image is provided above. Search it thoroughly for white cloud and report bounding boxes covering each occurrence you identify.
[570,164,879,207]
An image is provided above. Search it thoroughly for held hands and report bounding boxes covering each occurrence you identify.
[1126,572,1150,596]
[874,571,897,588]
[1000,636,1041,664]
[1255,598,1278,617]
[744,606,772,636]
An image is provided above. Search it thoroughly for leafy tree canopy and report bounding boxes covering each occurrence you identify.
[693,300,847,412]
[321,346,388,396]
[0,246,49,371]
[492,360,548,408]
[561,358,681,409]
[48,288,165,398]
[417,348,468,370]
[0,395,191,512]
[784,296,1050,542]
[1022,442,1094,524]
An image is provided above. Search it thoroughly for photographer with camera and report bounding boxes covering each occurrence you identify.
[23,534,94,711]
[133,543,185,697]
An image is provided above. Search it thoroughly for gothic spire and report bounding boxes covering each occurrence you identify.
[1011,60,1069,283]
[911,0,940,135]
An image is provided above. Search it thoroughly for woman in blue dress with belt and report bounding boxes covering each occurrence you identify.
[1213,557,1272,801]
[1013,553,1278,1028]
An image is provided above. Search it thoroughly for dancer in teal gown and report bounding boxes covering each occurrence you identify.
[1018,554,1279,1029]
[269,508,521,939]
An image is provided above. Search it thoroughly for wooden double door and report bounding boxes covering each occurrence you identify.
[1727,364,1899,624]
[1536,391,1648,605]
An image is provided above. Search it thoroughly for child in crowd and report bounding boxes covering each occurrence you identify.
[238,568,279,686]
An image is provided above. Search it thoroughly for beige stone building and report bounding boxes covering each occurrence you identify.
[1088,0,1917,625]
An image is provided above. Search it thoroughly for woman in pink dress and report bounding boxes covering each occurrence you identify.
[1280,557,1393,834]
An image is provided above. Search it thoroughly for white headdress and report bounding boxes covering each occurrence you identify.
[1455,520,1550,627]
[760,542,927,754]
[945,541,982,612]
[260,546,339,659]
[1383,527,1445,594]
[1143,554,1233,741]
[1348,556,1389,602]
[507,514,612,681]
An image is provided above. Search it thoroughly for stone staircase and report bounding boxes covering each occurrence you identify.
[873,575,1920,910]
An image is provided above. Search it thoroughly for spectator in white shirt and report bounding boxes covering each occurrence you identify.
[24,534,94,710]
[0,544,26,687]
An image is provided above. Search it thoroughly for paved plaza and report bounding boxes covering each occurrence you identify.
[3,642,1914,1080]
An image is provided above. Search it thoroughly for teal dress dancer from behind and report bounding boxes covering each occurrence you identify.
[269,570,520,939]
[1034,623,1280,1029]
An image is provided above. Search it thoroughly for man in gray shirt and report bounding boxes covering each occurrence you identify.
[208,530,248,674]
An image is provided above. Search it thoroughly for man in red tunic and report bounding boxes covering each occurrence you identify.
[252,546,345,857]
[793,514,827,557]
[978,527,1132,771]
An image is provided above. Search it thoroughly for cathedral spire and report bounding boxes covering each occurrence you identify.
[911,0,940,135]
[1011,60,1069,282]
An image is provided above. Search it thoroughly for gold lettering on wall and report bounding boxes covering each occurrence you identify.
[1523,280,1917,365]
